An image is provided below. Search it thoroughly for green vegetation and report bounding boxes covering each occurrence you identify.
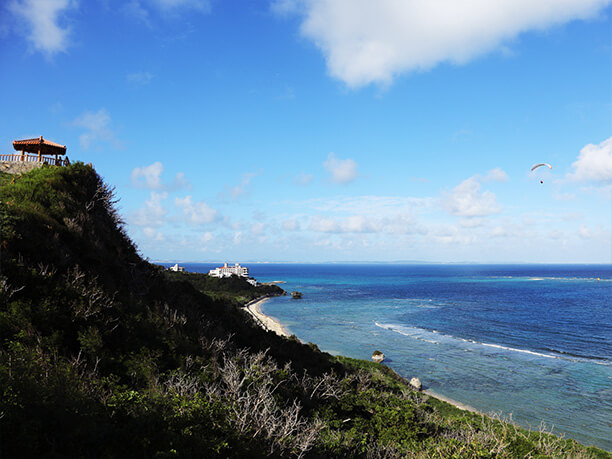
[1,164,609,457]
[165,270,284,305]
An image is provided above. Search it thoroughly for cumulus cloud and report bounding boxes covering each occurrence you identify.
[443,173,503,217]
[274,0,611,87]
[175,195,219,225]
[8,0,75,57]
[72,109,122,150]
[131,162,164,189]
[323,152,359,184]
[131,162,190,191]
[130,191,169,227]
[567,137,612,183]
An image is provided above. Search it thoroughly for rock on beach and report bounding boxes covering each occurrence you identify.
[410,377,422,391]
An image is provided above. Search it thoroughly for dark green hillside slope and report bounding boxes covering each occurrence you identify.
[1,164,608,458]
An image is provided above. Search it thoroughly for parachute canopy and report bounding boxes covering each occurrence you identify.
[531,163,552,172]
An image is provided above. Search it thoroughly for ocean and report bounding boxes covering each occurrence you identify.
[179,263,611,450]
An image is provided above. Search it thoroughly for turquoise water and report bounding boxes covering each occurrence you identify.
[183,263,612,450]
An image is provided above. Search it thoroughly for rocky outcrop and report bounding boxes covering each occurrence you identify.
[410,377,422,391]
[372,350,385,363]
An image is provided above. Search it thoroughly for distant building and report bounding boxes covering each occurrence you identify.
[208,262,249,278]
[168,263,185,272]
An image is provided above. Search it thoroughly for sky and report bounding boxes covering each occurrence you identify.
[1,0,611,264]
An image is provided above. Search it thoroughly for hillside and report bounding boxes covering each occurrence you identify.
[1,164,609,458]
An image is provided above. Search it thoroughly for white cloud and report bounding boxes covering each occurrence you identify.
[282,219,300,231]
[121,1,151,26]
[578,224,592,239]
[151,0,211,12]
[220,172,258,201]
[282,195,427,236]
[123,0,210,22]
[306,195,429,214]
[143,227,166,242]
[72,109,122,150]
[171,172,190,190]
[294,172,314,186]
[309,214,418,234]
[8,0,75,57]
[175,195,219,225]
[274,0,611,87]
[130,162,190,191]
[443,174,503,217]
[483,167,509,182]
[310,216,341,233]
[381,214,425,235]
[428,225,477,245]
[131,162,164,189]
[323,152,359,184]
[130,191,169,227]
[567,136,612,183]
[459,218,484,228]
[491,226,507,237]
[200,232,213,243]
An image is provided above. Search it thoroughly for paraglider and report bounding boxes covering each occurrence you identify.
[531,163,552,183]
[531,163,552,172]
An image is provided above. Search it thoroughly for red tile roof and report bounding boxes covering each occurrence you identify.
[13,136,67,155]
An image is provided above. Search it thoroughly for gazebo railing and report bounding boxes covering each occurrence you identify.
[0,153,70,166]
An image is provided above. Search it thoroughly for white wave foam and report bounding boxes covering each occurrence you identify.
[488,275,611,282]
[479,342,559,359]
[374,322,611,366]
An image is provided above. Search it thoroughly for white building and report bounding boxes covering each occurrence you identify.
[168,263,185,272]
[208,262,249,278]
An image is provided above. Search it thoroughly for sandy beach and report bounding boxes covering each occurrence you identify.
[244,297,290,337]
[424,389,479,413]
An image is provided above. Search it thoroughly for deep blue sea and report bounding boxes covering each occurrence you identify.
[178,263,612,450]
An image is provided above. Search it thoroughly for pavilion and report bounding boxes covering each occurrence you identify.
[8,136,69,166]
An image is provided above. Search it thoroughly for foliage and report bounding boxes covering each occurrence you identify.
[1,165,609,458]
[164,270,284,304]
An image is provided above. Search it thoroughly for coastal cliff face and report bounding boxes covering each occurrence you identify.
[1,165,608,458]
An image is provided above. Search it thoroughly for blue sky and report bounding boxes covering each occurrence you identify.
[1,0,611,263]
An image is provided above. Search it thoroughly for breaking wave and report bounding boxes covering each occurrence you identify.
[374,322,611,366]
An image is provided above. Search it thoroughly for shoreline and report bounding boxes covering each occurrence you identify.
[243,296,479,414]
[423,389,480,413]
[244,297,290,338]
